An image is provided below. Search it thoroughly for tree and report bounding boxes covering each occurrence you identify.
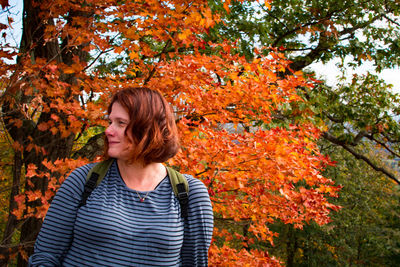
[266,143,400,266]
[320,145,400,266]
[207,2,400,263]
[207,0,400,183]
[0,0,340,265]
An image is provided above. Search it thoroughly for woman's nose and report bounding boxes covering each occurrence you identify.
[105,124,114,136]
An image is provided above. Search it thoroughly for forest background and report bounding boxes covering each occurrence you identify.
[0,0,399,266]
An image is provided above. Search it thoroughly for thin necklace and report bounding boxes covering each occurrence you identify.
[136,190,150,202]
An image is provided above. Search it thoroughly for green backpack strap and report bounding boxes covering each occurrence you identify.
[166,167,189,219]
[79,158,114,208]
[79,160,190,219]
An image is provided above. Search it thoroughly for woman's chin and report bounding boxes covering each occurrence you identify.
[108,151,130,161]
[107,150,118,159]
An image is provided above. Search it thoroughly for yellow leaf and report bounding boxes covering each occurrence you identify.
[63,67,75,74]
[178,29,191,40]
[129,51,139,59]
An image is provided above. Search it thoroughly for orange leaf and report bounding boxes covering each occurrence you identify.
[37,122,49,131]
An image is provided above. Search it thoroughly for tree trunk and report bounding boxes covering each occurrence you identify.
[0,0,92,265]
[0,150,22,266]
[286,226,298,267]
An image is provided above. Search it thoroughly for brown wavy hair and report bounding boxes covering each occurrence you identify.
[104,87,180,165]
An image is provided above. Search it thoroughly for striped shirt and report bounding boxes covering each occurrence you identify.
[29,161,213,266]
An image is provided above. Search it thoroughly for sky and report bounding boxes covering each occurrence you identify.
[308,60,400,94]
[0,0,23,65]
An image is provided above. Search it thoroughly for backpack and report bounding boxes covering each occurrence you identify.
[78,159,189,218]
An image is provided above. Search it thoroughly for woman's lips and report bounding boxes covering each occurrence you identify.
[108,141,119,145]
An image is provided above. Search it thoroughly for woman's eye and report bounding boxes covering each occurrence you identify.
[117,120,128,126]
[108,119,128,126]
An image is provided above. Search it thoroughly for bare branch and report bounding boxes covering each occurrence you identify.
[366,134,400,159]
[382,14,400,27]
[144,38,172,85]
[322,132,400,184]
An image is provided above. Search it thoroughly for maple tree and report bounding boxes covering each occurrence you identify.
[0,0,340,265]
[209,0,400,184]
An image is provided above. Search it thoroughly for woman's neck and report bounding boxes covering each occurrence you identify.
[117,159,167,191]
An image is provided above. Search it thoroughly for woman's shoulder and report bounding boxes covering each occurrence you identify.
[183,174,207,192]
[70,163,96,177]
[60,163,96,191]
[67,163,95,181]
[183,174,212,204]
[182,174,213,220]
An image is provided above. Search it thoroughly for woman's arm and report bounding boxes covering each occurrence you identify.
[181,176,214,267]
[29,164,92,266]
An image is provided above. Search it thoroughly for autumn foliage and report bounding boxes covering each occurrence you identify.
[0,0,340,265]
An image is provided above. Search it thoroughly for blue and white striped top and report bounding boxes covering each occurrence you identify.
[29,161,214,266]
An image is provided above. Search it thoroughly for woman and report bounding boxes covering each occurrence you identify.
[29,87,214,266]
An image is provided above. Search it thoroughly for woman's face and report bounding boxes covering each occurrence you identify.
[105,102,132,160]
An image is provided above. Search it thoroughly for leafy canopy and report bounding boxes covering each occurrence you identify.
[0,0,341,265]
